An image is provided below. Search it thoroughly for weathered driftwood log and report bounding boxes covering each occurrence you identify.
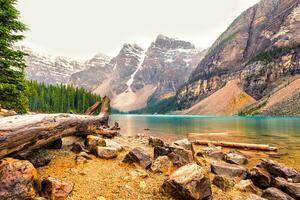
[84,101,101,115]
[0,96,112,159]
[193,140,278,151]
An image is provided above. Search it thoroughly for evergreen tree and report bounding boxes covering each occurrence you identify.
[0,0,28,113]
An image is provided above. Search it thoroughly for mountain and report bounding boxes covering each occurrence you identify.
[174,0,300,116]
[69,35,205,112]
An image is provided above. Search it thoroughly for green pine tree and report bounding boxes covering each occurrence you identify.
[0,0,28,113]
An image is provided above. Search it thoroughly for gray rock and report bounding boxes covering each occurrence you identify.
[250,167,272,189]
[123,147,152,169]
[225,150,248,165]
[211,161,248,179]
[199,146,225,160]
[260,159,300,182]
[96,147,117,159]
[151,156,173,175]
[162,163,212,200]
[18,148,53,167]
[168,145,194,167]
[274,177,300,199]
[262,187,294,200]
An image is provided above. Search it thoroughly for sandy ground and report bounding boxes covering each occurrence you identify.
[182,80,256,115]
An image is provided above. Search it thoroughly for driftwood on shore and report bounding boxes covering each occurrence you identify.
[193,140,278,151]
[0,96,112,159]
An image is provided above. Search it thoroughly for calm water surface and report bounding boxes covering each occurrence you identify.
[110,115,300,163]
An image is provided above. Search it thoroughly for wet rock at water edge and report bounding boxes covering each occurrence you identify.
[123,147,152,169]
[149,136,165,147]
[211,161,248,179]
[235,179,260,194]
[151,156,173,175]
[260,159,300,182]
[262,187,294,200]
[162,163,212,200]
[85,135,106,152]
[18,148,53,167]
[41,177,74,200]
[212,175,235,192]
[168,145,194,167]
[225,150,248,165]
[105,139,123,152]
[153,146,170,159]
[250,167,272,189]
[96,147,118,159]
[274,177,300,199]
[0,158,41,200]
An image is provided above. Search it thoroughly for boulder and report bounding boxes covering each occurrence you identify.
[153,146,170,159]
[105,139,123,152]
[225,150,248,165]
[168,145,194,167]
[96,147,117,159]
[162,163,212,200]
[44,139,63,149]
[260,159,300,182]
[250,167,272,189]
[172,138,194,152]
[148,136,164,147]
[0,158,41,200]
[211,161,248,179]
[85,135,106,152]
[235,179,260,194]
[274,177,300,199]
[199,146,225,160]
[262,187,294,200]
[123,147,152,169]
[212,175,235,192]
[151,156,173,175]
[18,148,53,167]
[41,177,73,200]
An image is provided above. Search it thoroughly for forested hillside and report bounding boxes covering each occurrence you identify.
[28,81,101,114]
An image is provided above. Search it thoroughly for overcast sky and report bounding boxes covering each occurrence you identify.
[17,0,260,60]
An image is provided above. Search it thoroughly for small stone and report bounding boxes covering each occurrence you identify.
[151,156,173,175]
[212,175,235,191]
[225,150,248,165]
[250,167,272,189]
[123,147,152,169]
[96,147,117,159]
[162,163,212,200]
[41,177,73,200]
[18,148,53,167]
[262,187,294,200]
[211,161,248,179]
[274,177,300,199]
[149,136,164,147]
[85,135,106,152]
[0,158,41,200]
[105,139,123,152]
[235,179,260,194]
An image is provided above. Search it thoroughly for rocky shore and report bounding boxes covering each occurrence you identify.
[1,126,300,199]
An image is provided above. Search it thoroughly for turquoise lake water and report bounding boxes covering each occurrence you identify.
[109,115,300,152]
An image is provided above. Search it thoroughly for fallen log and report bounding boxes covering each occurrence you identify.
[84,101,101,115]
[0,96,112,159]
[193,140,278,151]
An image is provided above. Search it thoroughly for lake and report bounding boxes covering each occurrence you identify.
[109,114,300,168]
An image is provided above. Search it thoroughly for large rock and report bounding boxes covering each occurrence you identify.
[168,145,194,167]
[212,175,235,192]
[0,158,41,200]
[225,150,248,165]
[96,147,118,159]
[151,156,173,175]
[123,147,152,169]
[172,138,194,152]
[162,163,212,200]
[85,135,106,152]
[250,167,272,189]
[262,187,294,200]
[148,136,164,147]
[260,159,300,182]
[41,177,73,200]
[18,148,53,167]
[211,161,248,179]
[105,139,123,152]
[274,177,300,199]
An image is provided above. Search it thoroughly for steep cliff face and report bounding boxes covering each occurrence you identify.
[176,0,300,112]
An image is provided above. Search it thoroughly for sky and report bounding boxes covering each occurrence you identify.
[17,0,260,60]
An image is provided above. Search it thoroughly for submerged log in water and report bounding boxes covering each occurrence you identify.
[193,140,278,151]
[0,97,111,159]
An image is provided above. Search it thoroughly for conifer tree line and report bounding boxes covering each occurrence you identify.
[28,81,102,114]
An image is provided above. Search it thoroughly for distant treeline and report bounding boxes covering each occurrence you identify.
[28,81,101,114]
